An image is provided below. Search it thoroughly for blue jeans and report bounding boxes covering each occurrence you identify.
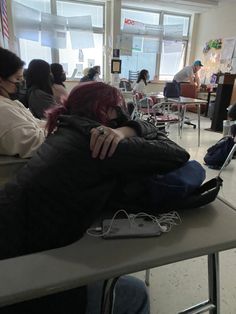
[86,275,150,314]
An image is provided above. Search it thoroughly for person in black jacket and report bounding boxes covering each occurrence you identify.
[0,81,190,313]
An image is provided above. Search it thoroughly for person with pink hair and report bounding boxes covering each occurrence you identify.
[0,81,189,313]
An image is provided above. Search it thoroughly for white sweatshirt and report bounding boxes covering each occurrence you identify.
[0,95,46,158]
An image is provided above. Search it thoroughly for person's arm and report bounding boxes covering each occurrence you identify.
[90,125,137,159]
[1,123,45,158]
[89,117,189,174]
[90,119,161,160]
[194,72,201,90]
[96,134,190,175]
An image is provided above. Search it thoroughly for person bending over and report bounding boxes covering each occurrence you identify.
[173,60,203,95]
[0,81,189,313]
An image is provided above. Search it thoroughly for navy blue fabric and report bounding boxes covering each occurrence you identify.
[163,81,180,98]
[204,136,234,169]
[147,160,206,208]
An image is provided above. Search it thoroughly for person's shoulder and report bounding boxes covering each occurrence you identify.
[0,96,25,111]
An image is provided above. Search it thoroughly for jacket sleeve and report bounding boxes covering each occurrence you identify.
[124,119,163,139]
[96,133,190,176]
[1,123,45,158]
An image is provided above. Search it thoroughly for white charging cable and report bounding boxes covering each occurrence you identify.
[86,209,182,237]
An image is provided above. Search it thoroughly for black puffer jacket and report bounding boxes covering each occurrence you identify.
[0,116,189,260]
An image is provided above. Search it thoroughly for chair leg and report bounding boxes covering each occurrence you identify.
[145,269,150,286]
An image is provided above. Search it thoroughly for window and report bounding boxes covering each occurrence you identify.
[120,8,190,81]
[56,1,104,78]
[163,14,190,37]
[16,0,51,66]
[159,41,186,81]
[14,0,104,77]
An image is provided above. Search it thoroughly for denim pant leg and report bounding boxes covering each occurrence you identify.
[86,275,150,314]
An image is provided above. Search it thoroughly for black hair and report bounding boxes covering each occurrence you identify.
[50,63,65,86]
[137,69,149,85]
[87,68,98,80]
[26,59,53,95]
[0,47,25,79]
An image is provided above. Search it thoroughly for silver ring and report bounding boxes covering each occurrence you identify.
[97,126,107,136]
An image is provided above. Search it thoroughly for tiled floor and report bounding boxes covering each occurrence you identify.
[134,113,236,314]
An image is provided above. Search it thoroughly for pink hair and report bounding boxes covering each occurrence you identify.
[46,81,126,135]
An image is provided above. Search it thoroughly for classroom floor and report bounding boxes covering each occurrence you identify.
[133,113,236,314]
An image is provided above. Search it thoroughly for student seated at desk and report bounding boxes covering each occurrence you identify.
[132,69,150,95]
[0,48,46,158]
[0,82,189,313]
[80,67,99,83]
[26,59,58,119]
[50,63,68,105]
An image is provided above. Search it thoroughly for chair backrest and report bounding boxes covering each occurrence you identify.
[180,83,197,98]
[163,82,179,98]
[119,79,132,91]
[129,70,139,82]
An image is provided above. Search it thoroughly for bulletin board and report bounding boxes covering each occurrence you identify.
[200,37,236,84]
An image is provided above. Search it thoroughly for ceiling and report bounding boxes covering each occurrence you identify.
[122,0,236,14]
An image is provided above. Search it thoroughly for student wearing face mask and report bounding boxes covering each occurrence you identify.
[132,69,150,95]
[0,48,46,158]
[0,81,189,314]
[51,63,68,105]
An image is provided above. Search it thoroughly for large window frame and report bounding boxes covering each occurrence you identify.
[120,6,190,82]
[15,0,105,78]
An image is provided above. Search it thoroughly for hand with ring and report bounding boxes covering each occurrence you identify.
[90,125,126,159]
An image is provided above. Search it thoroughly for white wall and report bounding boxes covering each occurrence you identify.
[194,3,236,103]
[194,3,236,60]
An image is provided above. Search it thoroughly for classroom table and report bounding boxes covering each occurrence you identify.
[0,197,236,313]
[168,97,207,147]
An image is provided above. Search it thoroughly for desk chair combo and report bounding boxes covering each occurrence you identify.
[132,93,180,135]
[128,70,139,83]
[164,82,197,129]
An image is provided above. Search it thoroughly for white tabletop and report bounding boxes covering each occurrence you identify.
[168,97,207,104]
[0,198,236,307]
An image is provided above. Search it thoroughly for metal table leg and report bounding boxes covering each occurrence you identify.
[178,252,220,314]
[101,277,119,314]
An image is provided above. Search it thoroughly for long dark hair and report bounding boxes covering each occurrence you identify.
[46,82,127,135]
[137,69,148,85]
[51,63,66,87]
[26,59,53,95]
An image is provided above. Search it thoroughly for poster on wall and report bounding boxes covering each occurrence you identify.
[220,38,235,60]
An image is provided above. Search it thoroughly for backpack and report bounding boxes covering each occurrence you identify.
[204,136,235,169]
[146,160,223,211]
[163,82,180,98]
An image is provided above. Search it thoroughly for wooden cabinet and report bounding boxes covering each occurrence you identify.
[211,74,236,132]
